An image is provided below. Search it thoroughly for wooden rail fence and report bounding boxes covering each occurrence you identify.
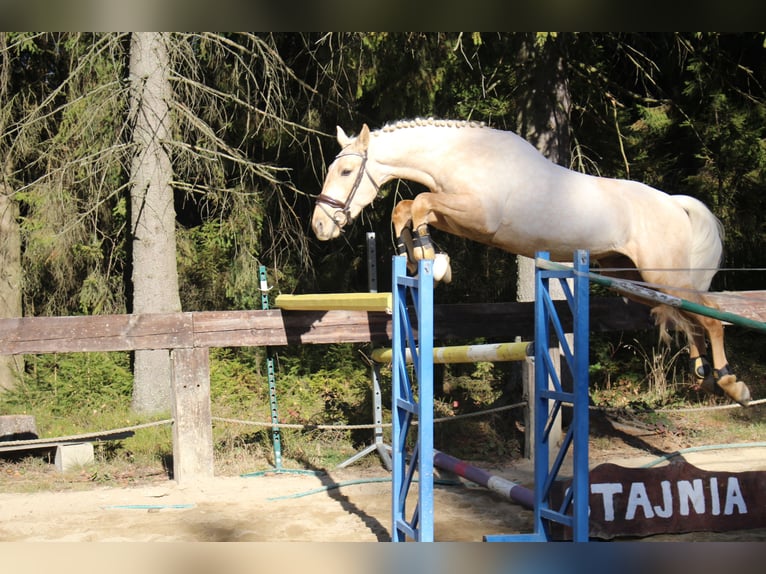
[1,292,764,483]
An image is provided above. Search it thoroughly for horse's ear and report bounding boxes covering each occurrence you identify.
[336,126,353,147]
[358,124,370,148]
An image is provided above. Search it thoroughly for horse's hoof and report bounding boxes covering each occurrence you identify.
[700,374,724,397]
[433,253,452,284]
[715,374,752,407]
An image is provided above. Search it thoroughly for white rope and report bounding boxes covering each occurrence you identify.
[0,419,173,447]
[212,402,528,430]
[3,398,759,449]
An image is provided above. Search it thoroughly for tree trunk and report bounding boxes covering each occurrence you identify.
[514,35,572,302]
[128,32,181,414]
[0,33,23,391]
[0,184,23,391]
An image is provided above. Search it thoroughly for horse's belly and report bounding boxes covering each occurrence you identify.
[484,209,623,260]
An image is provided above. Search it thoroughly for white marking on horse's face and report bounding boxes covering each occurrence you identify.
[312,153,376,240]
[311,155,362,241]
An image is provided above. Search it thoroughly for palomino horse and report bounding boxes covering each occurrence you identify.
[311,118,751,406]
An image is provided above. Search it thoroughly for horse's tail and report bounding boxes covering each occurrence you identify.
[651,195,724,344]
[670,194,724,292]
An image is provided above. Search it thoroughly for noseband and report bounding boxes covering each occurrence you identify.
[315,151,380,228]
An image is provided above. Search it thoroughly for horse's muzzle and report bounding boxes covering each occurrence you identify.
[311,213,342,240]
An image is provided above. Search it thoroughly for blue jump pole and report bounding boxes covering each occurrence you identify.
[391,256,434,542]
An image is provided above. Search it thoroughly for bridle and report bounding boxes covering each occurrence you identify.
[315,151,380,229]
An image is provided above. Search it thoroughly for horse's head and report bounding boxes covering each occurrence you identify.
[312,124,380,240]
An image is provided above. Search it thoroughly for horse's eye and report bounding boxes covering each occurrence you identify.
[341,169,353,177]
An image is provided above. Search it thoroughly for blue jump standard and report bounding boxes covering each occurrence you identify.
[390,251,591,542]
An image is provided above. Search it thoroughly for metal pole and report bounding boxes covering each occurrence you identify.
[572,250,591,541]
[337,232,391,470]
[259,265,281,471]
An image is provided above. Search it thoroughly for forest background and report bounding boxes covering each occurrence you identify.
[1,32,764,475]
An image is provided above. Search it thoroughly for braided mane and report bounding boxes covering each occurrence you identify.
[375,117,486,135]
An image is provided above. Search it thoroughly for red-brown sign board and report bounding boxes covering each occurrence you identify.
[551,460,766,540]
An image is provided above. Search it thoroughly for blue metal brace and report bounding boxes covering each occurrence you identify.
[485,250,590,542]
[391,256,434,542]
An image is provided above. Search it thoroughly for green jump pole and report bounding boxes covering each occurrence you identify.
[535,259,766,334]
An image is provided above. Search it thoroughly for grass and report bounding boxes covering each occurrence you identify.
[1,334,764,493]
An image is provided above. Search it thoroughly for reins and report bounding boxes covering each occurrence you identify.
[315,151,380,229]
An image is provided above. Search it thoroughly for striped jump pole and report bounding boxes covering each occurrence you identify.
[433,450,534,509]
[371,341,532,365]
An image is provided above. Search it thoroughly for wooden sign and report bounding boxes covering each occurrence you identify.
[551,459,766,540]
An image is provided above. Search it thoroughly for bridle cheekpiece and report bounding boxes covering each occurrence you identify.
[315,151,380,229]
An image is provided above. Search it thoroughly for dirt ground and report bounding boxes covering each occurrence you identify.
[2,420,766,543]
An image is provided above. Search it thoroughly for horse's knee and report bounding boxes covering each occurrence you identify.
[412,223,436,261]
[433,252,452,284]
[392,200,414,236]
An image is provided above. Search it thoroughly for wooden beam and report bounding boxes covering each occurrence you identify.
[170,347,213,483]
[0,312,193,354]
[191,309,392,347]
[1,292,763,356]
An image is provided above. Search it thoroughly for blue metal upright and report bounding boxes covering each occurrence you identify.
[391,256,434,542]
[485,250,591,542]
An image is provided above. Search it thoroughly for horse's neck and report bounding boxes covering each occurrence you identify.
[369,126,476,188]
[369,125,561,190]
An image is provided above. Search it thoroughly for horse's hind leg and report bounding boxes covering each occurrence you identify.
[686,325,718,395]
[697,312,751,406]
[652,296,750,406]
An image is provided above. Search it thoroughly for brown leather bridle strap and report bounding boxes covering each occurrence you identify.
[315,151,380,223]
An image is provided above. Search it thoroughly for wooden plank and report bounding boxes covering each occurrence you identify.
[706,291,766,324]
[0,292,762,356]
[191,309,393,346]
[170,347,213,483]
[0,430,135,453]
[432,297,654,340]
[0,313,193,354]
[191,309,289,347]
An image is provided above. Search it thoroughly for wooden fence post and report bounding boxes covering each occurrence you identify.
[170,347,214,483]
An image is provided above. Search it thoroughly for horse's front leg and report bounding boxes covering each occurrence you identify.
[392,196,452,283]
[392,200,419,276]
[408,192,494,284]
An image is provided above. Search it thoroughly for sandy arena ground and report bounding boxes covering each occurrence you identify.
[2,442,766,543]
